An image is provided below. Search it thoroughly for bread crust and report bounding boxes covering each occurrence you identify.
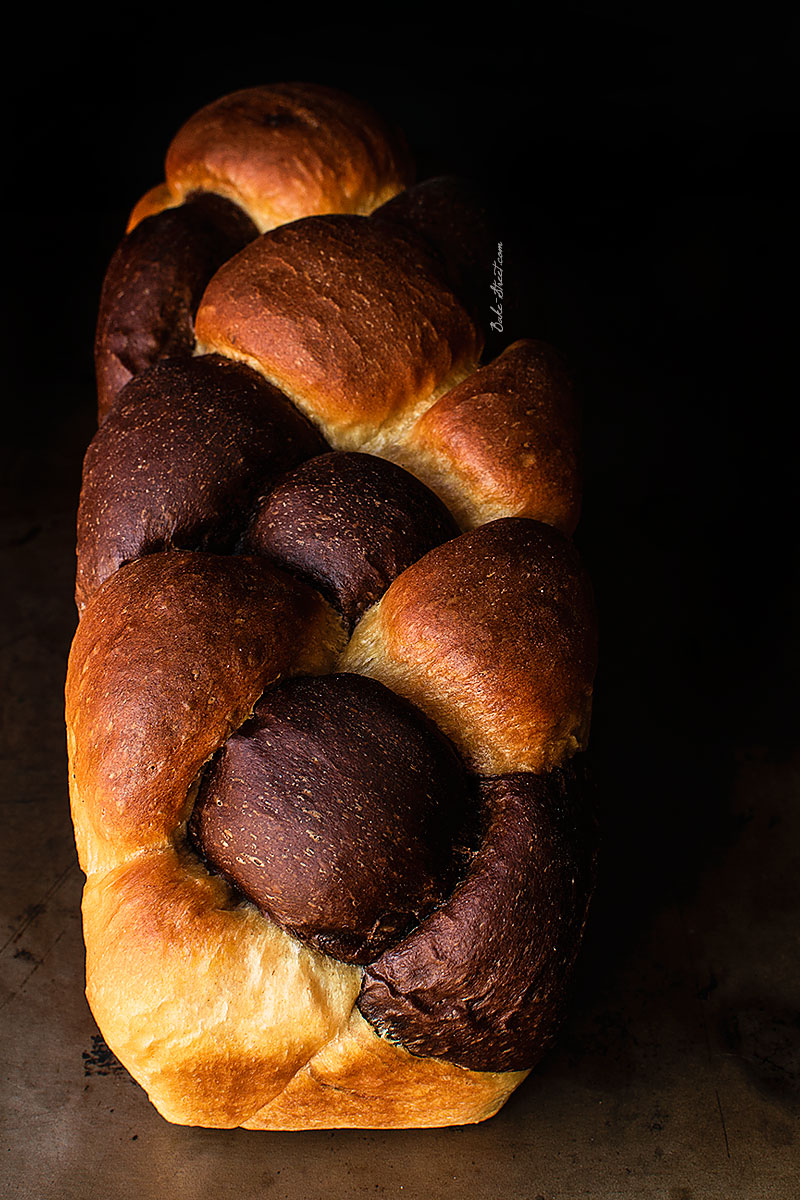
[340,518,597,775]
[95,194,259,422]
[195,214,482,446]
[67,552,533,1129]
[68,83,599,1130]
[402,339,582,532]
[359,763,598,1072]
[128,83,414,235]
[77,354,328,612]
[66,551,345,873]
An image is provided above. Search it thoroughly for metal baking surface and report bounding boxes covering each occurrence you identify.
[1,400,797,1200]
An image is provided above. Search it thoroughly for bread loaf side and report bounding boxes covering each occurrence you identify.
[66,82,598,1130]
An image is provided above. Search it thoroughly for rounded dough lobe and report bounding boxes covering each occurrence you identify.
[358,761,598,1071]
[340,518,597,775]
[164,83,414,232]
[194,214,482,446]
[244,451,459,629]
[76,354,328,613]
[402,339,582,532]
[95,192,258,422]
[66,550,344,875]
[190,672,473,964]
[82,846,362,1128]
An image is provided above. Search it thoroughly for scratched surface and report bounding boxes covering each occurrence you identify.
[3,25,798,1199]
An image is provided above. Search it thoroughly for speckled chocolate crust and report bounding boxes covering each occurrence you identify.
[76,355,329,613]
[358,760,598,1071]
[95,193,258,422]
[189,673,473,964]
[243,451,460,628]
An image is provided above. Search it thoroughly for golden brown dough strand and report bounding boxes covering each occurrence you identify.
[340,518,597,775]
[128,82,413,234]
[194,213,482,447]
[66,550,344,874]
[398,339,582,533]
[82,847,362,1128]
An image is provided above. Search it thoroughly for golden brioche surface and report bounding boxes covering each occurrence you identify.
[340,518,597,775]
[402,339,582,532]
[194,214,482,446]
[129,82,413,234]
[67,82,598,1130]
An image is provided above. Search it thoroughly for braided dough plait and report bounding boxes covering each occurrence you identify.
[67,83,599,1129]
[127,82,413,234]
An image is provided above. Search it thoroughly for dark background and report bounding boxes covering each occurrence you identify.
[7,6,795,897]
[2,8,798,1191]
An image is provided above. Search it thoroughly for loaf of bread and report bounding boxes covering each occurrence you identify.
[65,82,599,1130]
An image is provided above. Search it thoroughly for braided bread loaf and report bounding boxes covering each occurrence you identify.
[66,83,599,1130]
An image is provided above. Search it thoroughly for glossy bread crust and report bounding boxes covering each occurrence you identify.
[67,552,531,1128]
[194,214,483,445]
[243,451,460,629]
[128,82,414,234]
[67,83,599,1130]
[359,762,598,1071]
[404,339,582,531]
[340,518,597,775]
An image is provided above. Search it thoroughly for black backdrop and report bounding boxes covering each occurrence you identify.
[3,8,797,999]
